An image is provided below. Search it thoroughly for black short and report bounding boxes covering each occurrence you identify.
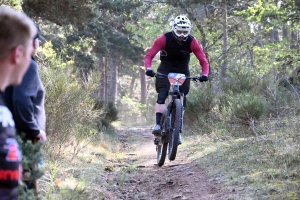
[155,63,190,95]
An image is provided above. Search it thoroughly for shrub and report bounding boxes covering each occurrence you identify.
[185,83,216,124]
[265,81,299,118]
[93,100,118,128]
[17,135,43,200]
[218,90,234,121]
[221,64,259,94]
[39,61,100,158]
[229,92,267,125]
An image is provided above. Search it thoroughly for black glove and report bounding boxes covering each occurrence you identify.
[199,75,208,82]
[145,69,155,77]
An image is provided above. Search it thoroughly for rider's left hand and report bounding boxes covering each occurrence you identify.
[199,75,208,82]
[146,69,155,77]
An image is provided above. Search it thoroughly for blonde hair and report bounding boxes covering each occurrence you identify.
[0,6,37,59]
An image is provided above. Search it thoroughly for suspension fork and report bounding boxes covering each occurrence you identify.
[180,93,184,132]
[167,85,184,132]
[166,98,184,132]
[166,102,172,131]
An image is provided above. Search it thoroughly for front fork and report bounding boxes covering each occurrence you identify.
[180,93,184,133]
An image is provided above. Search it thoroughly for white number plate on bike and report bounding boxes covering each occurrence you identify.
[168,73,186,86]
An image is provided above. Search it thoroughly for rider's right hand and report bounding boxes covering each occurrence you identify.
[199,75,208,82]
[145,69,155,77]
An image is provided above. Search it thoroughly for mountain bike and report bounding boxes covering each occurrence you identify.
[154,72,200,167]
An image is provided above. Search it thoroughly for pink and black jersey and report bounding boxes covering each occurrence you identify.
[160,32,193,66]
[144,32,209,76]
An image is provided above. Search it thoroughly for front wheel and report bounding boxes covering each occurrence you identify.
[157,110,168,167]
[168,99,182,161]
[157,141,168,167]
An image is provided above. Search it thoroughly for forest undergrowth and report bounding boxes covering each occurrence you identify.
[33,114,300,200]
[184,115,300,200]
[34,64,300,199]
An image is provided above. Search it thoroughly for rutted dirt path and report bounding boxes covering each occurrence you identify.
[101,126,224,200]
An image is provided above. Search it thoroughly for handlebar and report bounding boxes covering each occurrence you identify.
[155,72,201,81]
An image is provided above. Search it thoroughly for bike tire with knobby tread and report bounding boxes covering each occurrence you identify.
[157,110,168,166]
[168,99,182,161]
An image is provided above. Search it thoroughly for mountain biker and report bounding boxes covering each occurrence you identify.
[144,15,209,140]
[0,6,37,200]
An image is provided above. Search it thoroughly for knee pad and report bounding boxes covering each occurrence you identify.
[156,89,169,104]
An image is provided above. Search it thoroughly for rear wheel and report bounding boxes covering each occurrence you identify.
[168,99,182,161]
[157,110,168,167]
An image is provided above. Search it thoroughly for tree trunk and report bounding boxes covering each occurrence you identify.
[248,46,254,69]
[146,78,152,106]
[129,75,136,98]
[271,26,279,42]
[104,56,109,106]
[282,25,288,39]
[140,67,147,104]
[109,58,118,105]
[296,0,300,8]
[291,26,298,49]
[220,0,228,82]
[98,54,105,102]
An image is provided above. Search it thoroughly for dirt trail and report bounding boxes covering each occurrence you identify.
[102,126,224,200]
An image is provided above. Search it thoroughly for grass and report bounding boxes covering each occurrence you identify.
[182,115,300,200]
[36,108,300,199]
[37,125,150,200]
[38,129,122,200]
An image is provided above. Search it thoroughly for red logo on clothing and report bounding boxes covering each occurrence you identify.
[6,143,19,161]
[4,138,21,162]
[0,170,19,180]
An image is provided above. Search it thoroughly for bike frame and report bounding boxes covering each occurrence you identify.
[156,72,198,137]
[155,72,199,166]
[165,79,184,133]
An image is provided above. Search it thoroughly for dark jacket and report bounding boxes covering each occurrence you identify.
[4,57,45,140]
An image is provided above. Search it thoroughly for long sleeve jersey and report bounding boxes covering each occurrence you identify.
[144,33,209,76]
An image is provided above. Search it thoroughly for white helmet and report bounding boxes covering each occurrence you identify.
[172,15,192,39]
